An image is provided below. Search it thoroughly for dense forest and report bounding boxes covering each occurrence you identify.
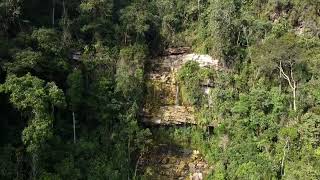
[0,0,320,179]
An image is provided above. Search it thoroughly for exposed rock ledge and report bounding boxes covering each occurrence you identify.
[142,106,196,125]
[183,53,219,68]
[143,49,218,126]
[151,53,219,72]
[137,143,212,179]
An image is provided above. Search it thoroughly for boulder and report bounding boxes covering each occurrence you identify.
[176,161,186,172]
[183,54,219,68]
[190,172,203,180]
[188,163,196,172]
[161,157,169,164]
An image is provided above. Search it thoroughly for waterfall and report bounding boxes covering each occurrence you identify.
[175,84,180,106]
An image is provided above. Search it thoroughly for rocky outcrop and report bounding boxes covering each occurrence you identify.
[151,53,219,72]
[139,48,216,179]
[142,106,195,125]
[143,48,218,126]
[163,47,191,55]
[183,54,219,68]
[137,144,212,179]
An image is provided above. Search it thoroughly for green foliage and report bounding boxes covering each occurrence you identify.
[270,18,292,38]
[47,82,66,108]
[252,33,304,76]
[0,145,16,179]
[22,113,53,152]
[5,49,43,74]
[120,0,153,40]
[54,156,81,180]
[207,0,241,64]
[79,0,114,43]
[2,74,49,111]
[32,28,63,55]
[67,69,84,111]
[0,0,22,33]
[116,44,146,99]
[1,73,65,152]
[177,61,206,106]
[0,0,319,179]
[211,161,226,180]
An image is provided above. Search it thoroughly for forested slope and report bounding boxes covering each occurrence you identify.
[0,0,319,179]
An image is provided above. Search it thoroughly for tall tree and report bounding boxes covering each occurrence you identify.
[0,73,65,178]
[252,34,306,112]
[67,69,84,144]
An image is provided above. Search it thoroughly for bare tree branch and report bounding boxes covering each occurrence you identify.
[279,61,294,89]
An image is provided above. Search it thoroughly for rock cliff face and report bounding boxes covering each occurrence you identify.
[139,48,217,179]
[137,143,213,179]
[142,49,218,126]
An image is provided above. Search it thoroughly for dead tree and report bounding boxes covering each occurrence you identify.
[279,61,297,111]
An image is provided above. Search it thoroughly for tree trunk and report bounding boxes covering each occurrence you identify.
[73,111,76,144]
[52,0,55,26]
[124,32,128,45]
[62,0,66,16]
[16,147,24,180]
[279,61,297,112]
[281,139,289,177]
[127,138,131,180]
[134,152,143,179]
[293,82,297,112]
[198,0,200,19]
[31,152,38,180]
[51,104,54,128]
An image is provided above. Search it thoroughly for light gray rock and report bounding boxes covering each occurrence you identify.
[188,163,196,172]
[190,172,203,180]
